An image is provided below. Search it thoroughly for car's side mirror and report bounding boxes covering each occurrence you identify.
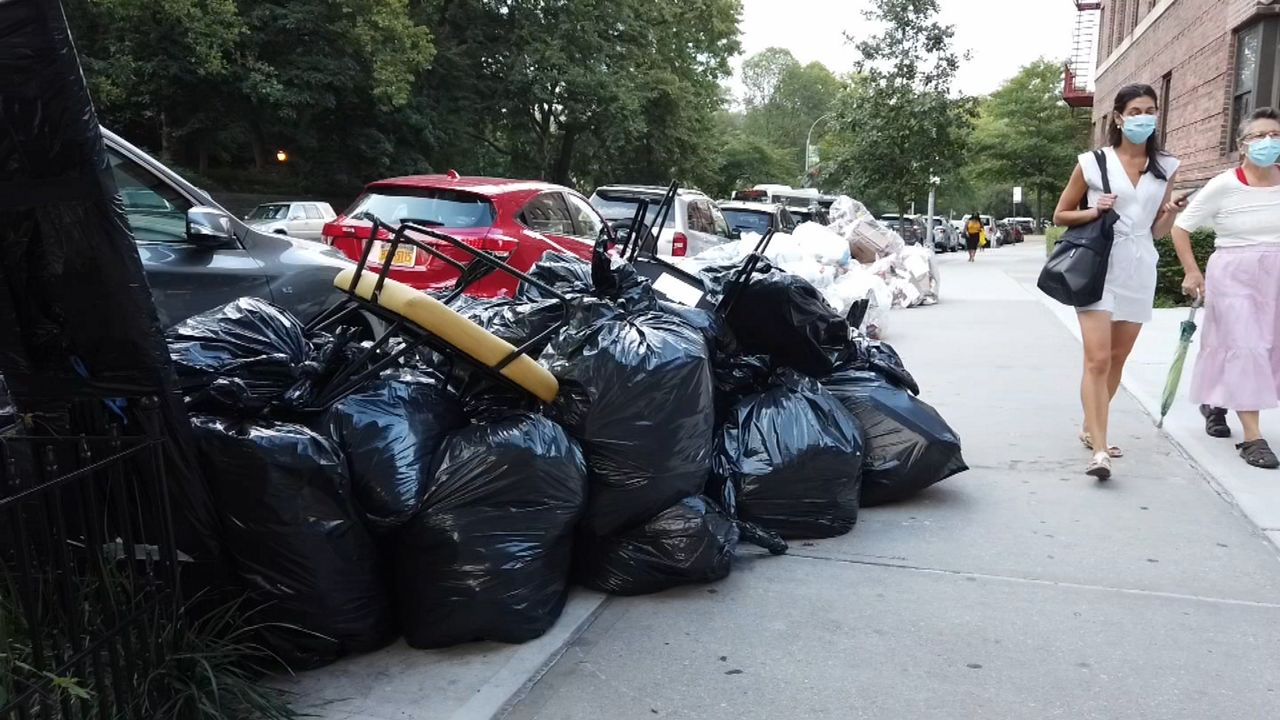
[729,228,742,240]
[187,206,235,247]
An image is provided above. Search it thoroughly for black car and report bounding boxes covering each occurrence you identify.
[716,201,798,237]
[104,129,355,328]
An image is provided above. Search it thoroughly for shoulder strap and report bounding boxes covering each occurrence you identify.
[1094,149,1112,195]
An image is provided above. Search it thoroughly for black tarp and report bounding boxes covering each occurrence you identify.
[0,0,221,564]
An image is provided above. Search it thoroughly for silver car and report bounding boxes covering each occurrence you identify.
[245,201,336,240]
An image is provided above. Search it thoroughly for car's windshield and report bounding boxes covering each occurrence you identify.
[590,193,677,228]
[248,204,290,221]
[721,209,772,235]
[344,190,495,228]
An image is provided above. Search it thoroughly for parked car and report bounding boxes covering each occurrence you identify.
[999,220,1025,244]
[717,201,798,237]
[878,214,930,247]
[930,218,962,252]
[589,185,731,258]
[324,173,611,296]
[105,128,354,329]
[244,201,336,240]
[1006,217,1037,235]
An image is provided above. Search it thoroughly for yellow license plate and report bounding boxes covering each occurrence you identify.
[377,244,418,267]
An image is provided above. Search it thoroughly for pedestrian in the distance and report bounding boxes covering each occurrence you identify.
[1052,83,1187,480]
[1172,106,1280,470]
[964,212,983,262]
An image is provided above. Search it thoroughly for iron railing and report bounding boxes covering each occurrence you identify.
[0,398,179,719]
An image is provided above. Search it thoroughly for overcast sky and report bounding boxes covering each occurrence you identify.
[731,0,1081,100]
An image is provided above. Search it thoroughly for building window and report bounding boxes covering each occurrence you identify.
[1159,72,1172,147]
[1230,21,1270,151]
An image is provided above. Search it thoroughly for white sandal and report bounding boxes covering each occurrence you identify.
[1086,452,1112,481]
[1079,431,1123,458]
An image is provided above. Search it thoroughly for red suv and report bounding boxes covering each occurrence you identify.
[323,173,611,297]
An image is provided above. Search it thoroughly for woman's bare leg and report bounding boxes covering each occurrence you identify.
[1079,311,1114,454]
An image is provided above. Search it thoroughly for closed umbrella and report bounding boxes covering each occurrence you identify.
[1156,298,1203,428]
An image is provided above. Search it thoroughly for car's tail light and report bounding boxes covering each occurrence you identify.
[672,232,688,257]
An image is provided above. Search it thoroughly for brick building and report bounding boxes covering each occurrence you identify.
[1091,0,1280,186]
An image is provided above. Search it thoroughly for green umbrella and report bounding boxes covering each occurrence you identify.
[1156,298,1203,428]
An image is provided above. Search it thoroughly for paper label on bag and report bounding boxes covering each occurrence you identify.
[653,272,704,307]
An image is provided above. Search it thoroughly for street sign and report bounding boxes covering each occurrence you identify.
[1013,186,1023,204]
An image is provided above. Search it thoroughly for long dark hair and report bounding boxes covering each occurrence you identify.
[1108,83,1169,181]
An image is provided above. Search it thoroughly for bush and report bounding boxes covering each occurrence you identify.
[1154,229,1215,307]
[1045,226,1066,256]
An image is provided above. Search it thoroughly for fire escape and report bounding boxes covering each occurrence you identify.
[1063,0,1102,108]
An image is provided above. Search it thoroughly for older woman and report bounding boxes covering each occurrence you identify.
[1174,107,1280,469]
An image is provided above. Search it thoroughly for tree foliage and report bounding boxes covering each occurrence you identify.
[825,0,972,215]
[966,59,1091,219]
[740,49,844,180]
[63,0,742,196]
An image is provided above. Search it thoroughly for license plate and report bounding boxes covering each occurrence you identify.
[376,243,418,268]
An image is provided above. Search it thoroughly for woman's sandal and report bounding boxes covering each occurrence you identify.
[1201,405,1231,439]
[1079,431,1123,458]
[1238,440,1280,470]
[1086,452,1112,481]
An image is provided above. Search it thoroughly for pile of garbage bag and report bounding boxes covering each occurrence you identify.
[163,240,965,669]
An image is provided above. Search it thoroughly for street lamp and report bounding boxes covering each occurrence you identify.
[926,175,940,252]
[275,149,289,163]
[804,112,836,179]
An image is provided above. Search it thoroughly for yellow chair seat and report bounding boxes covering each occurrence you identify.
[334,268,558,403]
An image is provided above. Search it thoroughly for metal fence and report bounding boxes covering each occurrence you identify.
[0,399,179,719]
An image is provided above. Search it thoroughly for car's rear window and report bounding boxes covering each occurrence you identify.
[590,192,676,228]
[721,209,772,235]
[344,189,496,228]
[248,203,289,220]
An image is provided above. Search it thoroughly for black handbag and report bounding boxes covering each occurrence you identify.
[1038,149,1120,307]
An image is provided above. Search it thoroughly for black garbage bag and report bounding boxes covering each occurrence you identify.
[832,337,920,396]
[395,411,587,648]
[541,311,714,537]
[723,269,849,377]
[713,370,864,539]
[659,301,739,362]
[575,495,738,596]
[449,295,568,356]
[520,251,658,312]
[191,417,393,669]
[168,298,350,414]
[712,354,773,426]
[322,368,465,533]
[821,368,967,507]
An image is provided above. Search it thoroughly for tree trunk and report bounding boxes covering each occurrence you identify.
[551,126,578,186]
[159,112,175,164]
[250,121,267,172]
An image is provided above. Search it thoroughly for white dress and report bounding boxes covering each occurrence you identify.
[1077,146,1179,324]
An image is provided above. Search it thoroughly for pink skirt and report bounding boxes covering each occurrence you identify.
[1192,245,1280,411]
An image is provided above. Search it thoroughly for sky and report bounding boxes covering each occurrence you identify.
[731,0,1080,101]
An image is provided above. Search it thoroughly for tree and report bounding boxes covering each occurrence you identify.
[741,48,799,108]
[826,0,973,216]
[967,59,1091,220]
[740,49,844,179]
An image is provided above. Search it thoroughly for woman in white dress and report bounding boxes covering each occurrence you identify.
[1052,84,1189,480]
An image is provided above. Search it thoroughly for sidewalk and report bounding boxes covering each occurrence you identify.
[281,241,1280,720]
[1042,296,1280,551]
[502,241,1280,720]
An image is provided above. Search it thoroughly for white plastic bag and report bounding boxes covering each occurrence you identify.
[791,222,852,268]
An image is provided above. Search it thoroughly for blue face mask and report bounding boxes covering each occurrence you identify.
[1121,115,1158,144]
[1246,137,1280,167]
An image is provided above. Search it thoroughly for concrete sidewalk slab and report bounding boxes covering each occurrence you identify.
[1030,253,1280,543]
[505,556,1280,720]
[276,590,607,720]
[504,243,1280,719]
